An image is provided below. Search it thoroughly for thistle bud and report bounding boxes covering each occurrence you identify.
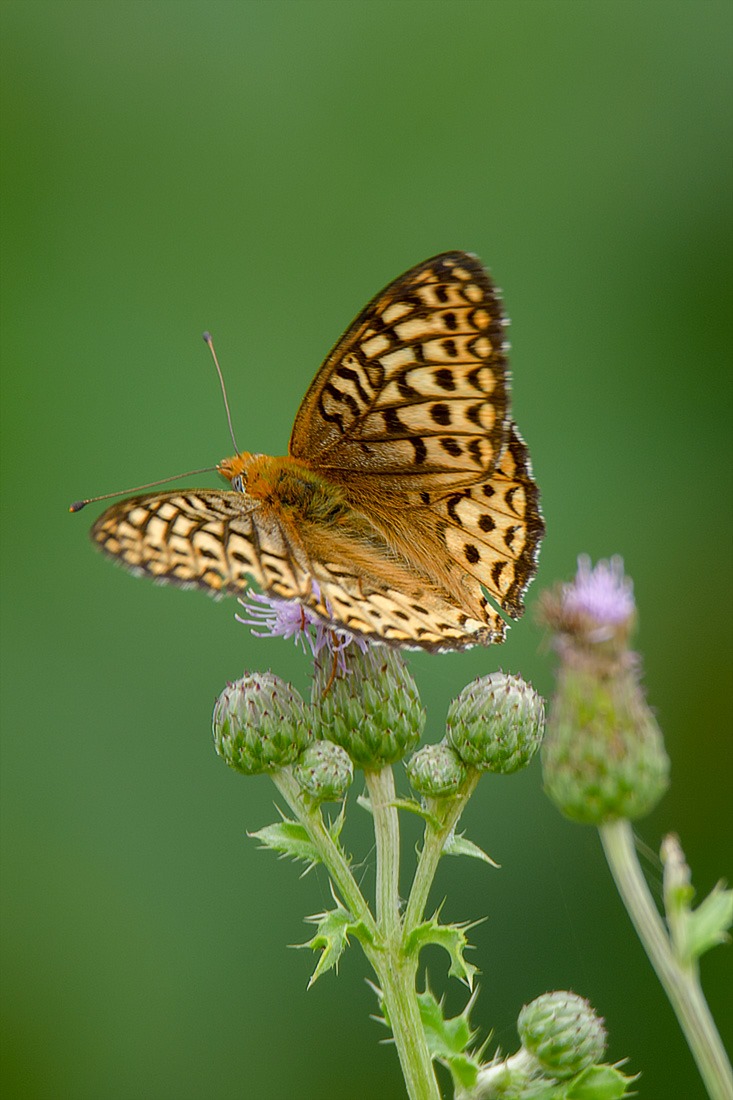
[212,672,310,776]
[517,991,606,1079]
[313,643,425,769]
[446,672,545,773]
[406,741,467,798]
[540,557,669,824]
[294,740,353,804]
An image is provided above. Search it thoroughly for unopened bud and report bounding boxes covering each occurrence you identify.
[294,740,353,804]
[518,991,606,1079]
[313,645,425,769]
[540,558,669,824]
[406,741,467,798]
[212,672,310,776]
[447,672,545,773]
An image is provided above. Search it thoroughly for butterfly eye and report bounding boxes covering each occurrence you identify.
[232,475,245,493]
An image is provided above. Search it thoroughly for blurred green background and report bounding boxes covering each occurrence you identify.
[1,2,731,1097]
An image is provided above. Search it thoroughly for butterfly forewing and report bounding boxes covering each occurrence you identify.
[289,252,509,490]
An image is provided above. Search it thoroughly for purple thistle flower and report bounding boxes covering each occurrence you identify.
[563,555,635,629]
[538,555,637,650]
[236,587,368,671]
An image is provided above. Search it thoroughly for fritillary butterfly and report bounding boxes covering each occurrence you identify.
[88,252,544,650]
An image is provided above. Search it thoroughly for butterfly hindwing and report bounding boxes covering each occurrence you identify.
[423,424,544,618]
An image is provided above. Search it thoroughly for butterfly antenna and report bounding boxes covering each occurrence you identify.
[69,466,217,512]
[203,331,240,453]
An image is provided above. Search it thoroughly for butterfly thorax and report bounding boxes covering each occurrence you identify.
[218,452,352,526]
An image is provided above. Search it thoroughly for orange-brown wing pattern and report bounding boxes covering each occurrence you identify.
[91,491,312,600]
[421,424,544,618]
[289,252,510,491]
[91,489,504,650]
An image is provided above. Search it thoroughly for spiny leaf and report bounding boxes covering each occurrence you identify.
[294,905,368,988]
[662,834,733,963]
[417,988,480,1090]
[443,831,500,867]
[357,792,372,815]
[565,1063,639,1099]
[404,914,479,988]
[677,881,733,964]
[390,797,442,828]
[249,819,321,866]
[326,801,347,841]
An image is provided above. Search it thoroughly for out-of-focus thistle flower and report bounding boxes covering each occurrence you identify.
[212,672,311,775]
[312,644,425,769]
[446,672,545,774]
[294,740,353,804]
[539,556,669,824]
[517,991,607,1079]
[539,554,636,653]
[406,740,467,798]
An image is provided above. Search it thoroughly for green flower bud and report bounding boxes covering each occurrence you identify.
[294,740,353,804]
[213,673,310,776]
[540,556,669,824]
[313,644,425,769]
[542,657,669,825]
[406,741,467,798]
[446,672,545,773]
[518,991,606,1080]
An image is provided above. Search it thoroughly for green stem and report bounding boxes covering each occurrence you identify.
[272,768,377,941]
[600,819,733,1100]
[379,950,441,1100]
[364,767,401,935]
[274,766,440,1100]
[404,771,480,935]
[363,767,441,1098]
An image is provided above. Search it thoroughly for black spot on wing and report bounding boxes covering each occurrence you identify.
[430,403,451,426]
[434,368,456,392]
[335,364,370,405]
[440,438,462,458]
[383,407,404,433]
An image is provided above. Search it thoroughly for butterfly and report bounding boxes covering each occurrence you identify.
[88,252,544,651]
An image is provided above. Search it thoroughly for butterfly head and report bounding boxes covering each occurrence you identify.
[218,451,297,501]
[217,452,254,493]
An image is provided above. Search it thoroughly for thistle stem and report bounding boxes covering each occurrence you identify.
[600,818,733,1100]
[379,950,441,1100]
[404,770,480,934]
[274,766,441,1100]
[272,768,377,940]
[364,767,401,935]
